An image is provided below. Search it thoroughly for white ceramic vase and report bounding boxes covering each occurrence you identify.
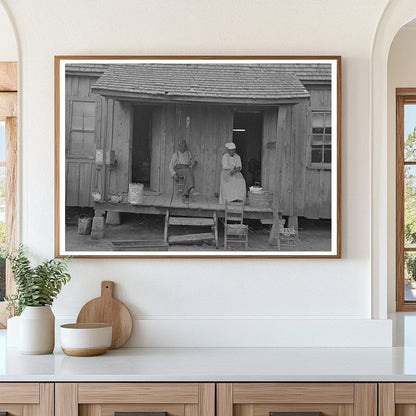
[6,315,20,347]
[19,306,55,354]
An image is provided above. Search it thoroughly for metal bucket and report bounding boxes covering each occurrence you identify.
[128,183,144,205]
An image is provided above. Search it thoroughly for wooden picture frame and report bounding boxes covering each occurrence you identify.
[55,56,341,258]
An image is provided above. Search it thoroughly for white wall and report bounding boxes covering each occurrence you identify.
[387,26,416,312]
[0,3,16,61]
[0,0,394,347]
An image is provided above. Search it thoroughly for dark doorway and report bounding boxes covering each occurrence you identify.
[232,112,263,188]
[132,106,153,188]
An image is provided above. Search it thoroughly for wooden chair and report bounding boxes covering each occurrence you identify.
[279,219,298,248]
[173,176,185,194]
[224,200,249,250]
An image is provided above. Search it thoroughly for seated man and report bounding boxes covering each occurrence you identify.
[169,139,199,202]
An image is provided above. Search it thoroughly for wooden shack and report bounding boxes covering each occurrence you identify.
[65,63,332,222]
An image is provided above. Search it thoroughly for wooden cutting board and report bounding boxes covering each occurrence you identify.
[76,281,133,349]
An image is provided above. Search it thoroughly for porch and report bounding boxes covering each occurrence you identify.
[94,193,274,221]
[92,193,280,250]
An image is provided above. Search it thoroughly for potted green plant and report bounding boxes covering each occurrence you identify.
[4,246,71,354]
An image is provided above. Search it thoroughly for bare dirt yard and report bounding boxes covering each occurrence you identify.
[65,209,331,253]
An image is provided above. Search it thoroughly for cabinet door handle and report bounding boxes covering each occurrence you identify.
[115,412,168,416]
[270,413,323,416]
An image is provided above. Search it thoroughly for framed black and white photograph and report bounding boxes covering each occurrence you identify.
[55,56,341,258]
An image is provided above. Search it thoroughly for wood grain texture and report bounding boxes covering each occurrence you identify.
[0,383,39,403]
[5,116,17,293]
[185,403,199,416]
[77,281,133,348]
[337,404,354,416]
[396,404,416,416]
[199,384,215,416]
[237,405,254,416]
[353,383,377,416]
[55,383,78,416]
[395,383,416,403]
[79,404,101,416]
[252,404,338,416]
[39,383,54,416]
[78,383,199,404]
[216,384,233,416]
[23,404,37,416]
[54,57,62,258]
[0,92,16,121]
[395,90,416,311]
[99,403,185,416]
[0,62,17,91]
[0,116,17,327]
[379,383,395,416]
[232,383,354,404]
[397,93,406,311]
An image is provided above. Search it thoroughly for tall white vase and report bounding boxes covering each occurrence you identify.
[19,306,55,354]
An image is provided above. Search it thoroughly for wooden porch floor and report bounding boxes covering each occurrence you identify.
[94,193,273,220]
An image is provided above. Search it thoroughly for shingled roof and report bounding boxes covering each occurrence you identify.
[65,64,108,77]
[271,63,332,83]
[90,64,313,104]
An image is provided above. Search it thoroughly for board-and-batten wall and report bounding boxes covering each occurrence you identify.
[150,104,233,196]
[65,75,101,207]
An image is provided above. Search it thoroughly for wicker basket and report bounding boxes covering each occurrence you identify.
[248,190,273,208]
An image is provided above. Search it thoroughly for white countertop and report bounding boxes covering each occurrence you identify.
[2,313,416,382]
[2,345,416,382]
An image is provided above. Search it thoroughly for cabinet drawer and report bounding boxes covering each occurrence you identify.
[217,383,376,416]
[56,383,215,416]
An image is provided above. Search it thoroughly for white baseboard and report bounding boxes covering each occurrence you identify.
[54,316,392,348]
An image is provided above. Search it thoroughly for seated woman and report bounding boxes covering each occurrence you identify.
[219,142,247,204]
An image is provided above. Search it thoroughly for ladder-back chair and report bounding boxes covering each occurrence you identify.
[224,200,249,250]
[173,176,185,194]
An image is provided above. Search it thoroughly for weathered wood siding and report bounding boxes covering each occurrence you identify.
[105,99,133,198]
[150,103,233,196]
[261,100,331,220]
[65,75,100,207]
[292,101,309,216]
[262,105,305,217]
[65,75,332,219]
[262,108,278,206]
[304,86,332,219]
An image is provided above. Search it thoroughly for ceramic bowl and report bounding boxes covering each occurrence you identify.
[60,323,112,357]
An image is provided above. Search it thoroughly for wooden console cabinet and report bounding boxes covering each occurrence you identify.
[217,383,377,416]
[5,381,416,416]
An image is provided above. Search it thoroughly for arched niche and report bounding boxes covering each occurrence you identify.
[372,0,416,319]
